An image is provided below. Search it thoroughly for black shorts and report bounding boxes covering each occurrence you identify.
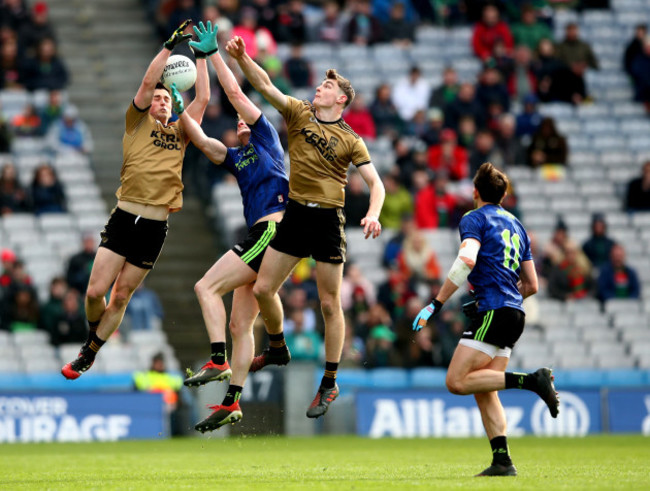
[270,199,346,264]
[232,221,277,273]
[99,207,168,269]
[462,307,525,349]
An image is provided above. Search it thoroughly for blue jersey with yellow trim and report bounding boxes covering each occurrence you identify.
[459,204,532,313]
[223,114,289,228]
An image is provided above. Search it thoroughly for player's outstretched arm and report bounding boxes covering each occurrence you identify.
[171,84,227,164]
[413,238,480,331]
[184,21,214,124]
[134,20,191,109]
[225,36,287,112]
[357,163,385,239]
[518,260,538,299]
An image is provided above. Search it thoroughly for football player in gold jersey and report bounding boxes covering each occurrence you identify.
[227,35,385,418]
[62,21,210,379]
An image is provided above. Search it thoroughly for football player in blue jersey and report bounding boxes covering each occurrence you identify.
[413,162,559,477]
[170,22,289,432]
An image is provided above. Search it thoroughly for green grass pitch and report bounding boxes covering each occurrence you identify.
[0,435,648,490]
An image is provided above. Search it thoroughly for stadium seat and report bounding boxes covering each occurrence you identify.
[601,368,645,386]
[410,367,447,388]
[561,369,605,388]
[597,355,636,369]
[369,368,409,388]
[558,354,592,370]
[605,299,642,315]
[13,330,50,346]
[581,327,618,343]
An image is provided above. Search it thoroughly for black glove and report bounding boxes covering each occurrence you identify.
[164,20,192,51]
[461,290,478,320]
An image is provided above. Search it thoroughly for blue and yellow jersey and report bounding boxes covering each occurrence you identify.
[222,114,289,228]
[459,204,532,313]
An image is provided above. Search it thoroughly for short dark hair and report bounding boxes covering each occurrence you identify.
[325,69,355,108]
[473,162,509,204]
[155,82,171,94]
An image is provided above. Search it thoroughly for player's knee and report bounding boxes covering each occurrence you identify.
[253,282,272,301]
[446,374,466,395]
[86,284,106,303]
[320,296,340,319]
[194,278,208,298]
[110,287,131,309]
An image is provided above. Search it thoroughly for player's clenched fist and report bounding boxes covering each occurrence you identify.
[225,36,246,59]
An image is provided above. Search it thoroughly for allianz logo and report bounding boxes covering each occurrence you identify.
[368,391,590,438]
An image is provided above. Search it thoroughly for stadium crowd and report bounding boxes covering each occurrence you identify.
[146,0,648,368]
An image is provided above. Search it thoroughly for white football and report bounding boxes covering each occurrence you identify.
[160,54,197,92]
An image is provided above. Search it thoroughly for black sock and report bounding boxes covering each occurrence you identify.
[88,319,100,334]
[210,342,227,365]
[490,436,512,466]
[320,361,338,389]
[505,372,538,391]
[222,384,243,407]
[85,332,105,357]
[269,332,286,350]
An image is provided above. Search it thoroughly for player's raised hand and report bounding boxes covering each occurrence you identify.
[189,21,218,58]
[164,19,193,50]
[226,36,246,59]
[360,215,381,239]
[170,83,185,114]
[412,299,443,331]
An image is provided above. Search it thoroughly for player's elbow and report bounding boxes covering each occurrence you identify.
[461,257,475,270]
[526,280,539,296]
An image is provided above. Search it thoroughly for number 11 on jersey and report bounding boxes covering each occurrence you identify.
[501,229,521,272]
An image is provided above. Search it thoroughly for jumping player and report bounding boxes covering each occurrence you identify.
[413,162,560,477]
[226,35,385,418]
[61,21,210,379]
[172,22,289,432]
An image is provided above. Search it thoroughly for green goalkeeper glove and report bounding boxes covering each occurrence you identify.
[170,83,185,114]
[164,19,192,51]
[189,21,219,58]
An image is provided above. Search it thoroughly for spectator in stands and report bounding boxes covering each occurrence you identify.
[515,93,542,139]
[346,0,383,46]
[495,113,525,166]
[471,4,514,61]
[276,0,307,44]
[457,115,476,149]
[0,106,10,152]
[510,4,552,51]
[46,288,88,346]
[10,103,41,137]
[46,104,93,155]
[283,287,317,335]
[582,213,616,270]
[377,267,417,322]
[378,170,413,230]
[490,38,515,82]
[508,46,537,102]
[397,228,441,283]
[469,129,503,175]
[0,162,29,214]
[285,309,323,361]
[427,128,468,181]
[30,164,65,215]
[624,24,647,77]
[38,276,67,335]
[341,262,376,318]
[443,82,485,131]
[382,1,416,46]
[133,352,184,435]
[555,22,599,71]
[344,94,376,139]
[392,65,431,122]
[476,64,510,114]
[0,247,18,293]
[364,305,400,367]
[547,242,595,301]
[21,37,68,91]
[247,0,276,39]
[0,0,30,30]
[629,36,650,111]
[382,213,414,268]
[369,83,403,137]
[261,55,291,95]
[316,0,346,44]
[551,59,588,105]
[597,244,641,302]
[65,232,96,294]
[340,315,364,367]
[414,170,458,229]
[429,66,459,110]
[38,89,64,133]
[403,323,436,368]
[232,7,277,60]
[625,160,650,211]
[420,108,444,146]
[344,169,371,228]
[17,1,56,58]
[527,117,568,167]
[124,281,164,332]
[4,284,39,332]
[533,38,564,103]
[0,34,22,89]
[541,218,575,278]
[284,42,312,88]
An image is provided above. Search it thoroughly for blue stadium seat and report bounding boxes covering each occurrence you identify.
[369,368,410,388]
[561,369,606,388]
[410,367,447,388]
[602,369,646,387]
